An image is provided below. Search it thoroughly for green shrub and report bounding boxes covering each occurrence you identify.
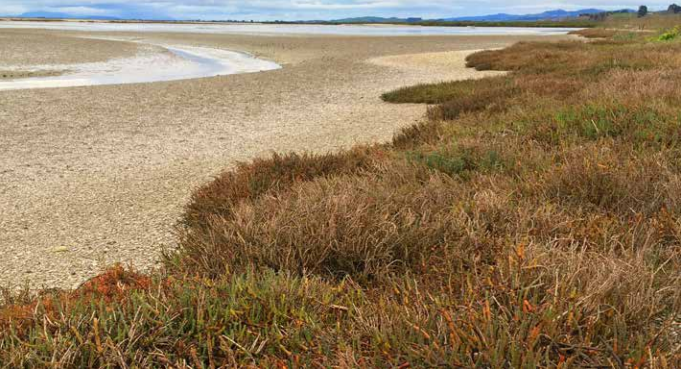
[658,26,680,41]
[407,146,504,178]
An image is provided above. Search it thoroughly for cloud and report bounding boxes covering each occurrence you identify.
[51,6,111,16]
[0,0,673,21]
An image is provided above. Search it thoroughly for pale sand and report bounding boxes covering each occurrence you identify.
[0,30,142,78]
[368,50,507,80]
[0,30,140,64]
[0,30,569,289]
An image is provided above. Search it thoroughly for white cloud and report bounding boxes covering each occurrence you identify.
[0,4,29,14]
[53,6,111,16]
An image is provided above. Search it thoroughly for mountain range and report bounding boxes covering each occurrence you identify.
[16,11,122,20]
[331,9,631,24]
[443,8,626,21]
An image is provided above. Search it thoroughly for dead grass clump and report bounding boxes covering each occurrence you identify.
[466,40,681,79]
[381,75,514,104]
[466,41,587,73]
[540,145,673,215]
[183,147,380,229]
[392,120,445,149]
[381,76,518,121]
[584,69,681,103]
[519,102,680,147]
[521,240,681,345]
[514,73,585,100]
[177,163,479,280]
[427,85,517,121]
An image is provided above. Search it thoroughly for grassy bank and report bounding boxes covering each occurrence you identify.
[603,13,681,31]
[2,28,681,368]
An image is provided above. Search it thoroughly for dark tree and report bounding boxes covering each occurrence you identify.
[669,3,681,13]
[638,5,649,17]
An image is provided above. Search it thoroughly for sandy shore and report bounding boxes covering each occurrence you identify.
[0,29,568,289]
[0,30,142,78]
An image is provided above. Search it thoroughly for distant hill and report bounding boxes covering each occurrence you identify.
[443,9,630,22]
[326,9,636,25]
[19,11,121,20]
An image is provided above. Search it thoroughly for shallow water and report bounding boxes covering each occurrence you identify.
[0,21,577,36]
[0,40,281,91]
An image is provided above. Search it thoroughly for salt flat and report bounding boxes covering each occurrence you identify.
[0,37,280,90]
[0,26,569,289]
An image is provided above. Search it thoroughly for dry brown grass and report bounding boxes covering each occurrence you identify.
[426,78,518,121]
[569,28,618,38]
[183,148,381,229]
[602,13,681,31]
[382,75,515,105]
[181,163,467,279]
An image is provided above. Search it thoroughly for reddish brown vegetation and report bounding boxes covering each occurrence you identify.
[1,265,151,327]
[73,264,152,302]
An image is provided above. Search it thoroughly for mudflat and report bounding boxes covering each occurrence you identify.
[0,29,567,289]
[0,30,143,78]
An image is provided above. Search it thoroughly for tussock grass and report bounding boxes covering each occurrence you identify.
[183,148,380,229]
[3,26,681,368]
[382,76,518,121]
[381,76,514,105]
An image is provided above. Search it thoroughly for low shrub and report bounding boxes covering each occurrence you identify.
[392,120,445,149]
[407,145,504,178]
[540,145,674,214]
[658,26,680,41]
[176,163,481,280]
[381,76,514,105]
[182,148,380,229]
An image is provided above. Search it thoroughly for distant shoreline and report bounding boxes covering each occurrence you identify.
[0,17,594,28]
[0,20,582,38]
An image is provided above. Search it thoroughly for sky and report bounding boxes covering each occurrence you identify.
[0,0,674,21]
